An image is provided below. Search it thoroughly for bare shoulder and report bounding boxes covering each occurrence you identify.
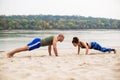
[53,36,56,38]
[80,41,85,44]
[53,36,57,42]
[80,41,87,46]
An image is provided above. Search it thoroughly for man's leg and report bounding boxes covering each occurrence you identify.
[7,46,29,58]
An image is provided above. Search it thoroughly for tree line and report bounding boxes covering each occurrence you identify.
[0,15,120,30]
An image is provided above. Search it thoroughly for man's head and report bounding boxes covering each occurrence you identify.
[58,34,64,42]
[72,37,79,47]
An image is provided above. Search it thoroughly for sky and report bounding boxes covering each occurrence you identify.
[0,0,120,19]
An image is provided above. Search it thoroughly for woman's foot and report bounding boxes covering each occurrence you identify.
[108,51,111,53]
[113,49,117,54]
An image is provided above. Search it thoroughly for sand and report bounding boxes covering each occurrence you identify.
[0,47,120,80]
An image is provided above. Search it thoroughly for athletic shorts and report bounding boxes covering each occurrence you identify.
[27,38,41,51]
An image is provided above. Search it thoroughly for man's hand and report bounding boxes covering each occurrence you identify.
[53,47,58,56]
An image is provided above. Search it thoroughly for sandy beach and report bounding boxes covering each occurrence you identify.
[0,47,120,80]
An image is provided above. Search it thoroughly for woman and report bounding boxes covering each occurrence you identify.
[72,37,116,55]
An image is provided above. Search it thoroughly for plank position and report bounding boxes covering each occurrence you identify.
[7,34,64,58]
[72,37,116,55]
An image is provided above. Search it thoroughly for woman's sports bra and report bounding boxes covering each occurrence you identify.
[80,41,89,48]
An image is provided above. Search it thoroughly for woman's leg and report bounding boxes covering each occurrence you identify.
[92,42,116,53]
[7,46,29,58]
[100,47,114,52]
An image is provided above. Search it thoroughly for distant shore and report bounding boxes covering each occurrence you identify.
[0,15,120,30]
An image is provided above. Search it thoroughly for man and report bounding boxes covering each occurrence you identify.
[7,34,64,58]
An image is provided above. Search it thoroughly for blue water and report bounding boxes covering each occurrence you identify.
[0,29,120,51]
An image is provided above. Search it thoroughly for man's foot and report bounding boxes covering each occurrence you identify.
[113,49,117,54]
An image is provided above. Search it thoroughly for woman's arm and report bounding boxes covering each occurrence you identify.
[85,47,89,55]
[78,46,80,55]
[81,42,89,55]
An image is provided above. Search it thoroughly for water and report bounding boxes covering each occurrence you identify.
[0,29,120,51]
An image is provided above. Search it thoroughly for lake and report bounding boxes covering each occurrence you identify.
[0,29,120,51]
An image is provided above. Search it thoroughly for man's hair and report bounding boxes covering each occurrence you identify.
[72,37,79,43]
[58,34,64,38]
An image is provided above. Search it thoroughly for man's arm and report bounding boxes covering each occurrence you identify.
[53,47,58,56]
[53,37,58,56]
[78,46,80,55]
[48,45,52,56]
